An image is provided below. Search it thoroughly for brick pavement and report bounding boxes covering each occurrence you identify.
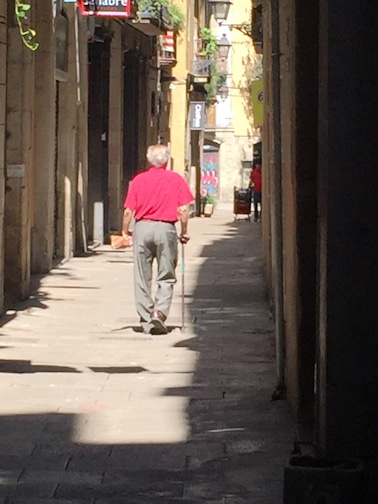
[0,207,294,503]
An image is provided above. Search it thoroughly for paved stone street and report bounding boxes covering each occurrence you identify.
[0,207,293,503]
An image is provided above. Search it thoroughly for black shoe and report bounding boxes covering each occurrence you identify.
[151,310,168,334]
[150,327,165,336]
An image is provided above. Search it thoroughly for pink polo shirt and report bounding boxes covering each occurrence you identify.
[124,166,194,222]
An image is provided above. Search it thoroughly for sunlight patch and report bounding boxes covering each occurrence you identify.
[72,396,190,445]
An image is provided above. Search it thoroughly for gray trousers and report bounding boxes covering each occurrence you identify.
[133,221,178,331]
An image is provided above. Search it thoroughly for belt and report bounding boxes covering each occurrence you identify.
[138,219,176,225]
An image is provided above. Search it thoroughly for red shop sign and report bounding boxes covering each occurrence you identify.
[78,0,131,17]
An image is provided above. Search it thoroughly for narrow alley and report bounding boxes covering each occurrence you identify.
[0,208,293,503]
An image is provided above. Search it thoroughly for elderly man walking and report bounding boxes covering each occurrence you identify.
[122,145,194,335]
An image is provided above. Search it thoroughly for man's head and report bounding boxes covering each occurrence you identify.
[147,145,170,168]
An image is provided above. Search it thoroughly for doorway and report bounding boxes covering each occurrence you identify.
[87,36,110,243]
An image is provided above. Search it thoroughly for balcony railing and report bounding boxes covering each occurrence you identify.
[190,59,213,77]
[131,5,172,36]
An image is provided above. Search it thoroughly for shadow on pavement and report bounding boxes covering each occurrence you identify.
[111,325,181,334]
[0,361,82,374]
[0,215,294,503]
[1,271,91,331]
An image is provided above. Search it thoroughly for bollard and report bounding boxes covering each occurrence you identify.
[93,201,104,244]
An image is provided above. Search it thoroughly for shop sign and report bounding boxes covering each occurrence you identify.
[78,0,131,17]
[251,79,264,127]
[189,102,206,131]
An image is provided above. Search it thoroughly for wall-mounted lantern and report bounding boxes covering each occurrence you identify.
[217,85,229,100]
[208,0,232,21]
[216,34,231,60]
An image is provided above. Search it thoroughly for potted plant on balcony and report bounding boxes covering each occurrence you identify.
[197,29,227,106]
[135,0,185,33]
[198,28,217,58]
[205,66,227,106]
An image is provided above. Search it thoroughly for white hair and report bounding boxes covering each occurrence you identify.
[146,144,170,167]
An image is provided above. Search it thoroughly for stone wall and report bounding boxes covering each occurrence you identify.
[0,0,6,313]
[108,22,123,232]
[262,0,319,422]
[3,3,89,304]
[4,8,34,301]
[31,0,56,273]
[217,132,253,203]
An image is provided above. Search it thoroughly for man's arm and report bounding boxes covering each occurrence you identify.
[122,208,134,246]
[178,205,190,244]
[122,207,134,235]
[249,170,254,188]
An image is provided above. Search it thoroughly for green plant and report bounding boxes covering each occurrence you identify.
[136,0,185,33]
[197,29,227,106]
[15,0,39,51]
[163,1,185,32]
[199,28,217,58]
[205,193,217,206]
[204,65,227,106]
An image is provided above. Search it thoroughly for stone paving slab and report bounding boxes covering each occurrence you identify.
[0,207,294,503]
[3,500,94,504]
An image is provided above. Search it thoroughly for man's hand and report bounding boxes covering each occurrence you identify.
[178,205,190,244]
[122,231,133,248]
[179,234,190,244]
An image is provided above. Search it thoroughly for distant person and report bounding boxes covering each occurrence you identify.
[249,163,262,222]
[122,145,194,335]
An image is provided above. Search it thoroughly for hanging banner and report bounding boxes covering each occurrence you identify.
[189,102,206,131]
[251,79,264,128]
[78,0,131,17]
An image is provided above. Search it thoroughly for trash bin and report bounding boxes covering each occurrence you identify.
[233,187,252,221]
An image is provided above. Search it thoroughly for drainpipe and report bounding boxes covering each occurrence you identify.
[269,0,285,400]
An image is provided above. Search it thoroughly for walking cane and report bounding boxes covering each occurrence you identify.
[181,241,185,332]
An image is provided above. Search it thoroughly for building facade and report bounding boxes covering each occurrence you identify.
[4,0,88,307]
[169,0,209,215]
[0,0,6,313]
[170,0,263,212]
[0,0,177,315]
[203,0,262,205]
[263,0,378,496]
